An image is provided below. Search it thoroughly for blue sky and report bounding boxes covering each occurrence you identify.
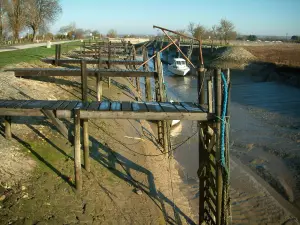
[51,0,300,36]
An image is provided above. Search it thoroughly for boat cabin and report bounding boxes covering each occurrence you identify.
[172,58,187,67]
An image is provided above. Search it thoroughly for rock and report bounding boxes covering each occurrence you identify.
[134,188,143,195]
[22,193,29,199]
[21,186,26,191]
[0,195,6,201]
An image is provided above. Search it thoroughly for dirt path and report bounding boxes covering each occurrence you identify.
[0,62,196,224]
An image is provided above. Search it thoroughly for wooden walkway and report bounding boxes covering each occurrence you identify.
[41,58,143,66]
[5,68,155,78]
[0,100,212,121]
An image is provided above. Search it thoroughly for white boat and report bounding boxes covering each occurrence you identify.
[168,58,190,76]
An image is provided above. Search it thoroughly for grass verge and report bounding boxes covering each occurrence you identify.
[0,41,81,69]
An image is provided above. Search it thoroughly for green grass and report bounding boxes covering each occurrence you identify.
[0,41,80,69]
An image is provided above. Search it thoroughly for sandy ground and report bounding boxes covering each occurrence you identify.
[0,61,196,224]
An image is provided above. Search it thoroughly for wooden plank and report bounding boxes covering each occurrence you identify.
[57,101,73,110]
[3,100,25,108]
[43,100,65,110]
[79,111,212,121]
[145,102,163,112]
[121,102,132,111]
[0,100,9,107]
[42,100,58,109]
[159,102,179,112]
[0,100,19,108]
[204,209,217,225]
[132,102,148,112]
[205,198,216,216]
[172,102,187,112]
[64,101,81,110]
[6,68,156,78]
[111,101,121,111]
[86,101,101,110]
[180,102,202,112]
[0,109,44,116]
[11,100,31,108]
[20,100,47,109]
[80,102,91,110]
[206,188,217,206]
[99,101,110,111]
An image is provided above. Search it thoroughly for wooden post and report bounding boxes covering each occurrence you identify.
[74,109,82,191]
[55,45,58,66]
[108,41,111,88]
[58,44,61,60]
[80,60,90,172]
[207,77,213,113]
[214,68,222,225]
[143,47,152,101]
[198,64,205,105]
[5,116,12,140]
[133,46,140,93]
[83,118,90,172]
[81,60,88,102]
[97,46,102,101]
[153,51,163,146]
[156,52,165,102]
[157,52,168,153]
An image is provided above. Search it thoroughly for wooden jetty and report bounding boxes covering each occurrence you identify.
[1,30,231,225]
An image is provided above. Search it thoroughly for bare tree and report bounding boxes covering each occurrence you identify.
[218,19,236,44]
[187,22,195,36]
[210,25,219,44]
[193,24,207,39]
[4,0,26,40]
[0,0,4,40]
[107,29,117,38]
[25,0,62,41]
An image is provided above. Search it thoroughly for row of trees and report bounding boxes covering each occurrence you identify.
[0,0,62,41]
[56,22,118,40]
[182,19,236,44]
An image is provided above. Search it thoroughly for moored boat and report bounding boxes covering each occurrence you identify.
[168,58,190,76]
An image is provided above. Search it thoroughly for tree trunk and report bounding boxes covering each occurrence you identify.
[32,27,37,42]
[13,30,19,41]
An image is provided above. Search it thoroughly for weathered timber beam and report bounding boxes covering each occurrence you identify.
[41,58,143,66]
[0,109,44,116]
[55,110,214,121]
[68,53,129,57]
[7,69,156,78]
[41,109,73,142]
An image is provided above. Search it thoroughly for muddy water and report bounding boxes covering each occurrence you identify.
[150,59,300,221]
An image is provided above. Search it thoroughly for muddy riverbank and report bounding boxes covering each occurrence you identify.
[160,58,300,223]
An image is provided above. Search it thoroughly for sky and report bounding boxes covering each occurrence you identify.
[51,0,300,36]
